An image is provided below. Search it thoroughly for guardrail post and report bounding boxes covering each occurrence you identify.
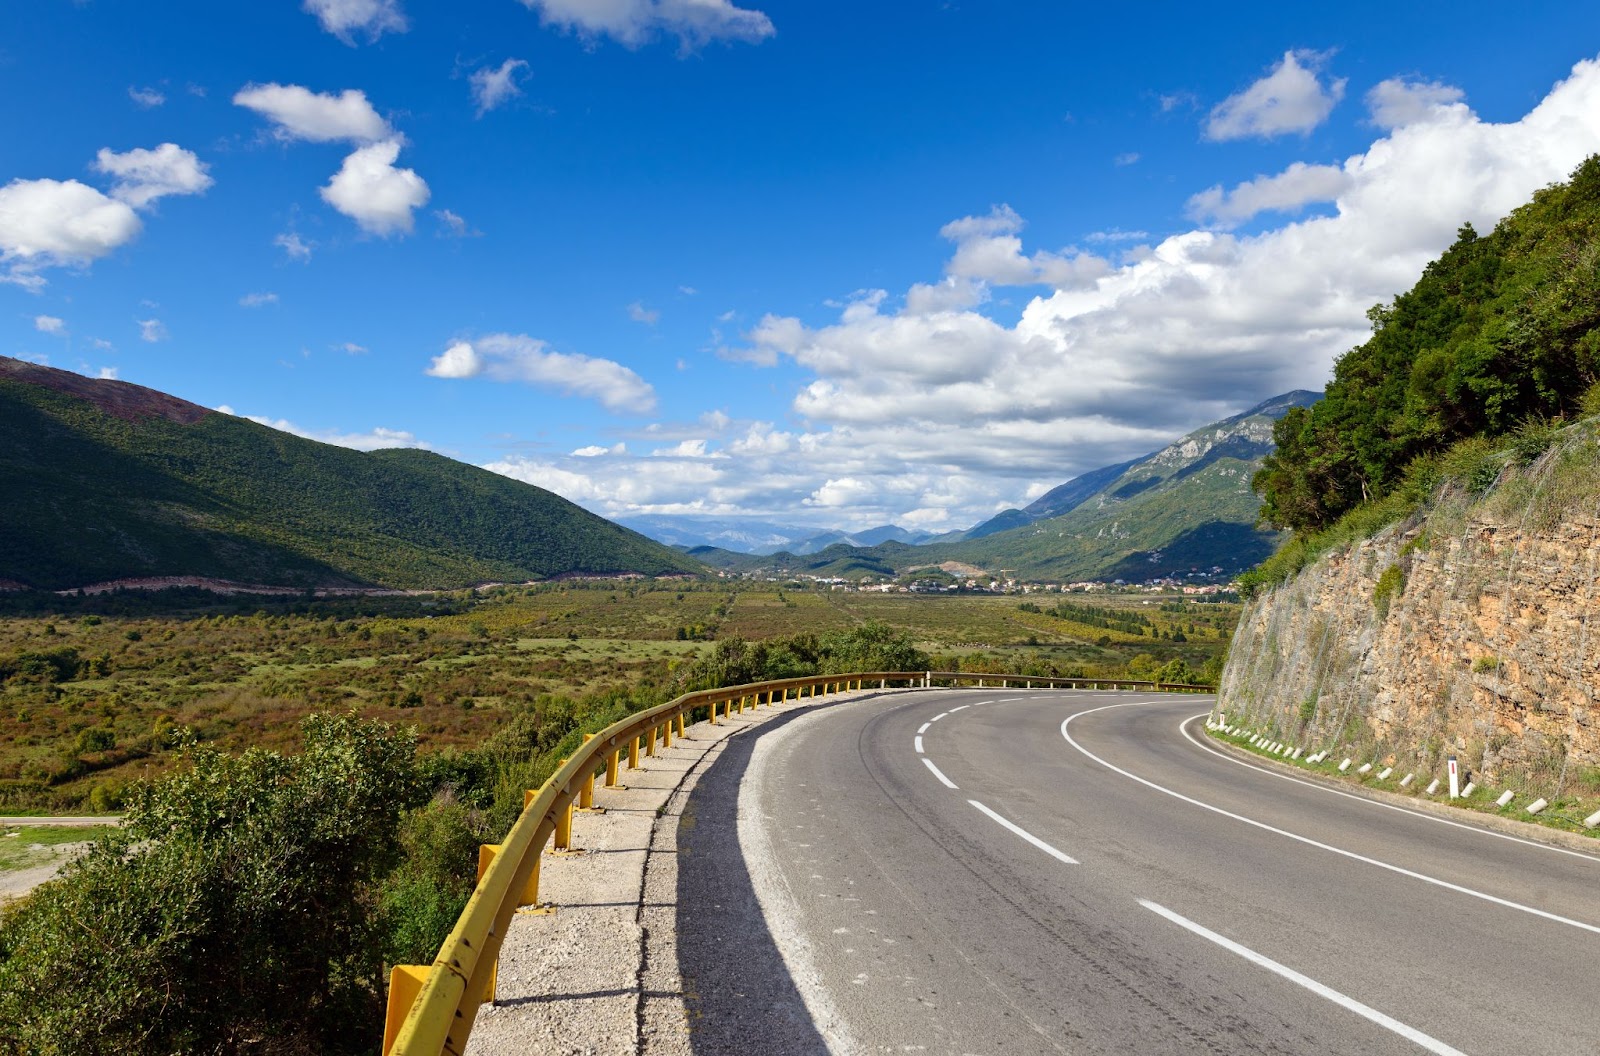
[646,727,656,756]
[708,700,719,725]
[555,798,574,851]
[628,735,640,769]
[675,711,686,737]
[661,718,672,748]
[606,747,620,787]
[383,965,429,1056]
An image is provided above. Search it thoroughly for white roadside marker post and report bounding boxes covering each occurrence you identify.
[1425,778,1440,795]
[1357,763,1373,775]
[1377,767,1393,780]
[1338,758,1352,772]
[1400,773,1415,788]
[1585,809,1600,828]
[1526,798,1548,816]
[1447,755,1460,800]
[1496,790,1515,808]
[1462,780,1477,797]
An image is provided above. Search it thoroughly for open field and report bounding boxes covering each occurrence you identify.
[0,581,1238,811]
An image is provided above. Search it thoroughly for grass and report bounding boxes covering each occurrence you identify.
[0,825,114,872]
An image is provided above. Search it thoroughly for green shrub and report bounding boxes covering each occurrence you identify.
[0,712,418,1053]
[1373,565,1406,620]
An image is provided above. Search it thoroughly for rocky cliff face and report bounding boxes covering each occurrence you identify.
[1220,423,1600,798]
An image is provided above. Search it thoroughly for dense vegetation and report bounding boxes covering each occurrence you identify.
[1255,157,1600,533]
[0,359,699,590]
[0,581,1238,813]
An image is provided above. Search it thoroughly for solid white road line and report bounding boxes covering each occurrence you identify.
[1178,714,1600,866]
[914,735,924,753]
[969,800,1078,864]
[1061,704,1600,936]
[1138,900,1467,1056]
[923,757,959,789]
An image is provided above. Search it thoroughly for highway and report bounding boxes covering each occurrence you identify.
[669,690,1600,1055]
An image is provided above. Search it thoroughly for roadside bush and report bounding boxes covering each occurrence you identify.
[0,712,418,1054]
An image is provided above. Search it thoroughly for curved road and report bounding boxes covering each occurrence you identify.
[669,689,1600,1055]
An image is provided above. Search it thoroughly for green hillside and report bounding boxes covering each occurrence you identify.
[0,359,701,590]
[1256,156,1600,532]
[903,391,1318,581]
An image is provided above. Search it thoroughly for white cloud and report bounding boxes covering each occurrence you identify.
[435,208,478,237]
[275,232,315,261]
[34,315,65,335]
[320,139,430,236]
[1085,229,1151,243]
[87,337,114,351]
[235,411,430,451]
[470,58,529,116]
[940,205,1109,289]
[128,86,165,108]
[137,318,168,343]
[233,84,393,144]
[1366,77,1468,130]
[0,178,141,287]
[426,333,657,414]
[239,292,279,308]
[520,0,774,49]
[303,0,407,44]
[1114,152,1141,166]
[337,341,369,354]
[573,442,626,456]
[94,144,213,208]
[627,300,660,325]
[1186,161,1352,226]
[668,56,1600,530]
[96,366,119,380]
[1206,49,1346,141]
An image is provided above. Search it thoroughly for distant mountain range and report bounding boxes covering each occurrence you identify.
[0,358,699,591]
[618,514,936,555]
[688,391,1319,582]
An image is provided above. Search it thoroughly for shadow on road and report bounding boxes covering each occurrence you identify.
[674,706,831,1055]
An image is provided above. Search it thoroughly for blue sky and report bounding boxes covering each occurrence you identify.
[7,1,1600,533]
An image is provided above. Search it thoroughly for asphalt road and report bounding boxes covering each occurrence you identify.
[672,689,1600,1056]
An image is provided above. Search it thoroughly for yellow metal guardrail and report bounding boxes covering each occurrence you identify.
[381,670,1213,1055]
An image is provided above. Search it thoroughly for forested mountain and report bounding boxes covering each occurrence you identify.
[0,359,700,590]
[1256,156,1600,532]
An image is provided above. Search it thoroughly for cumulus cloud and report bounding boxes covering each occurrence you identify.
[940,205,1109,289]
[1186,161,1352,226]
[137,318,168,343]
[1206,49,1346,141]
[239,292,278,308]
[1366,76,1468,129]
[233,84,392,143]
[0,144,208,286]
[303,0,407,44]
[520,0,774,49]
[470,58,529,115]
[34,315,65,335]
[95,144,213,208]
[659,56,1600,530]
[128,86,165,108]
[96,366,119,380]
[320,139,430,236]
[426,333,657,414]
[0,179,139,288]
[626,301,660,325]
